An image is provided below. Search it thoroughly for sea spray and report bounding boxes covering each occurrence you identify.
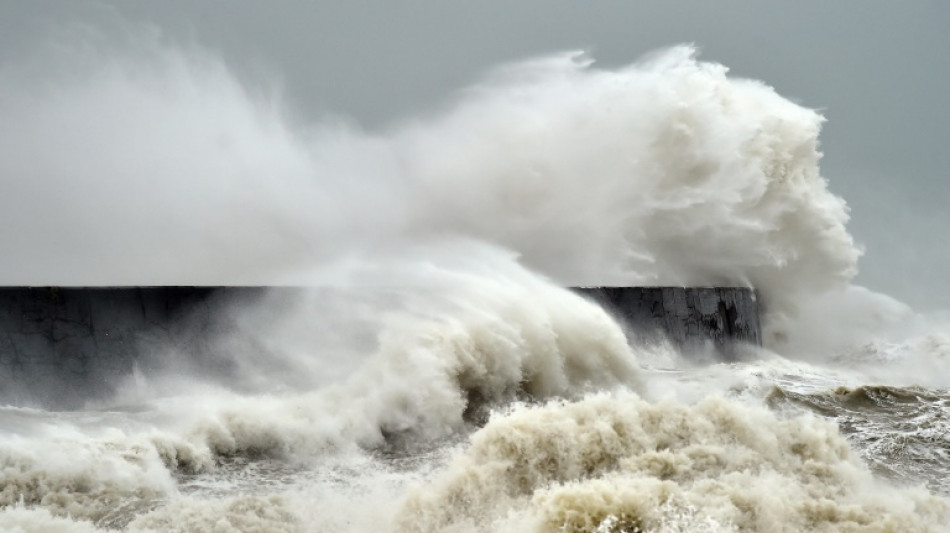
[0,43,862,349]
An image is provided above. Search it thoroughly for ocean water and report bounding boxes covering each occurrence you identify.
[1,45,948,532]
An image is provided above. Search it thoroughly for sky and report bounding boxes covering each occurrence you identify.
[1,1,948,309]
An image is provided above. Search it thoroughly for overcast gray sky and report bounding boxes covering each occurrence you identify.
[2,1,948,309]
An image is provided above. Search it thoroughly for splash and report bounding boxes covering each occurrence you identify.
[0,43,859,332]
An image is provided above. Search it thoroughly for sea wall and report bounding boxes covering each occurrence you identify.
[574,287,761,353]
[0,286,761,407]
[0,287,266,407]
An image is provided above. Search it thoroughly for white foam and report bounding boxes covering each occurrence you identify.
[399,391,950,532]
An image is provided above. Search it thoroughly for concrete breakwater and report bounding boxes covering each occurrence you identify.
[0,286,760,407]
[574,287,761,350]
[0,287,265,407]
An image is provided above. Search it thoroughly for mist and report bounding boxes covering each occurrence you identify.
[0,37,864,338]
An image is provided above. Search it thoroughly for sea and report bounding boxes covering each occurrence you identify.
[0,45,948,532]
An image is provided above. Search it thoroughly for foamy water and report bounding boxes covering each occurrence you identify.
[1,43,948,532]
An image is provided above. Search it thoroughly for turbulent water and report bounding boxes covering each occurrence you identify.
[1,44,949,532]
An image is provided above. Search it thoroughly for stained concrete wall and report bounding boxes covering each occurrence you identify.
[0,286,760,407]
[574,287,761,352]
[0,287,266,407]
